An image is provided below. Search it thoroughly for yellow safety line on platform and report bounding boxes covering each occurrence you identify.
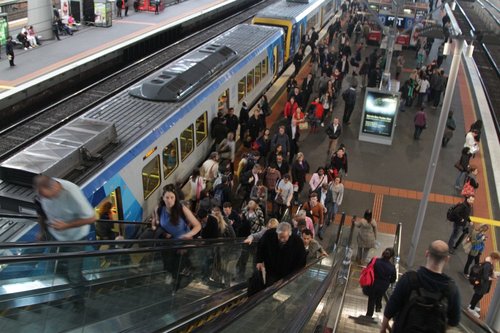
[461,63,498,252]
[0,85,14,89]
[470,216,500,228]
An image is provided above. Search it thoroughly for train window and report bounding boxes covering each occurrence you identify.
[162,139,178,179]
[238,78,246,102]
[261,58,268,78]
[218,89,229,114]
[142,155,161,199]
[196,112,208,145]
[246,69,254,94]
[180,124,194,161]
[254,63,261,85]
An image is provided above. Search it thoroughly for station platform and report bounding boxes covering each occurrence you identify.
[0,0,235,91]
[251,8,499,330]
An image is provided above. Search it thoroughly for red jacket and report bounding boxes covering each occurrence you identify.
[311,101,324,119]
[284,101,298,118]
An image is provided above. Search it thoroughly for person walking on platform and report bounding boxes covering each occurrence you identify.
[463,224,488,278]
[6,36,15,67]
[124,0,131,16]
[413,107,427,140]
[467,252,500,318]
[116,0,123,18]
[447,196,474,254]
[154,0,161,15]
[341,84,357,125]
[52,17,61,41]
[364,248,396,318]
[326,117,341,158]
[442,110,456,147]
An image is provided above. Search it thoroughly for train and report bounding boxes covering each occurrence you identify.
[0,0,339,241]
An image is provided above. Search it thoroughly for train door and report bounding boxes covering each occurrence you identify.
[95,187,124,237]
[218,89,229,114]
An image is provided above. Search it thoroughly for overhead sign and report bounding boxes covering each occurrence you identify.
[359,88,400,145]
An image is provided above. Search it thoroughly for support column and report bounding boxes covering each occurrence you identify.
[27,0,54,40]
[407,38,464,268]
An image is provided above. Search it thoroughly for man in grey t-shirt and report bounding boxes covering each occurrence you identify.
[34,175,96,304]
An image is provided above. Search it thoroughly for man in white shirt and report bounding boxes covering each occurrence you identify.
[200,152,219,190]
[417,76,430,107]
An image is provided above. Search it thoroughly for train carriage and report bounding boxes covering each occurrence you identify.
[252,0,336,63]
[0,24,285,238]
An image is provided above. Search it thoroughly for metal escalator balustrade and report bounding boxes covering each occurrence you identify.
[0,238,258,333]
[182,213,349,333]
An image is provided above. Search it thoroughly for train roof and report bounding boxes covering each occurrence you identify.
[0,24,283,199]
[254,0,327,23]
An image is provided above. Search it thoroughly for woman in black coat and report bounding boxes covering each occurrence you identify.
[365,248,396,318]
[291,152,310,204]
[467,252,500,318]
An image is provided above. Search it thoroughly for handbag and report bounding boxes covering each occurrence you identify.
[298,122,309,130]
[462,237,472,254]
[275,193,284,205]
[461,179,475,197]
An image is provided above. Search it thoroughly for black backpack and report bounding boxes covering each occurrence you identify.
[469,263,483,286]
[446,203,461,222]
[395,271,453,333]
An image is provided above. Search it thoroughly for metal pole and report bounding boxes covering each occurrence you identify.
[379,1,399,90]
[407,38,465,268]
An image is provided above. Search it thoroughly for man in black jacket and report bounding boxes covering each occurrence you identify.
[381,240,460,333]
[447,196,474,253]
[326,117,342,157]
[6,36,15,67]
[342,85,357,124]
[256,222,306,286]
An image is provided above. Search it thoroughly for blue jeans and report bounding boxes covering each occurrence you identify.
[448,223,465,250]
[455,171,467,189]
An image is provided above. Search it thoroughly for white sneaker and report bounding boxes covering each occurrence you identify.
[24,47,28,50]
[468,308,480,318]
[474,307,481,312]
[321,122,324,127]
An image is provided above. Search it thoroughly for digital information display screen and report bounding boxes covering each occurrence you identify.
[0,14,8,47]
[359,89,400,145]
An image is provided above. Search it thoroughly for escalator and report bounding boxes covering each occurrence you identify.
[0,212,350,333]
[0,237,257,332]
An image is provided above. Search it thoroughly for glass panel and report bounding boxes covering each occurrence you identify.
[195,112,208,146]
[0,240,258,332]
[142,155,161,199]
[246,70,254,94]
[218,89,229,114]
[238,78,246,102]
[180,124,194,161]
[254,63,261,85]
[261,58,268,78]
[162,139,178,179]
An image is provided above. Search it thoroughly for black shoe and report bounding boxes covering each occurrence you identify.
[375,306,382,312]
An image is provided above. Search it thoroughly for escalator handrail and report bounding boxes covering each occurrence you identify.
[196,214,348,333]
[0,236,247,249]
[196,255,328,333]
[0,238,253,263]
[392,222,402,283]
[0,212,151,225]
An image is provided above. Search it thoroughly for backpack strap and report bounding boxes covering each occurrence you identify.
[406,270,420,291]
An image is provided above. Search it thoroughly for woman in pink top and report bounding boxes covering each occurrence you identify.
[309,167,328,193]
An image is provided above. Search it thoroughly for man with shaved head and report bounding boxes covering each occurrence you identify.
[380,240,461,333]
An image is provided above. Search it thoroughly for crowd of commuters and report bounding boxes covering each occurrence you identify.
[29,0,498,328]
